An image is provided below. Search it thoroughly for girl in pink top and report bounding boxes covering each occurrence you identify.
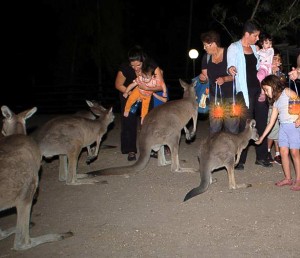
[256,33,274,102]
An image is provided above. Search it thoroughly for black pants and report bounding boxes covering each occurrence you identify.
[120,94,138,154]
[119,93,154,154]
[237,90,269,164]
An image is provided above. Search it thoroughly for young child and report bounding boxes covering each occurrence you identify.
[123,59,167,124]
[256,33,274,102]
[266,51,285,164]
[255,75,300,191]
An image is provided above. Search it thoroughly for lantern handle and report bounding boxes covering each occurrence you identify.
[289,79,298,97]
[232,75,236,105]
[214,82,223,105]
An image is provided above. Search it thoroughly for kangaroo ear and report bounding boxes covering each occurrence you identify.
[1,105,13,119]
[179,78,188,89]
[250,119,256,128]
[21,107,37,120]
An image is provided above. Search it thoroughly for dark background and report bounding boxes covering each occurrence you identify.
[4,0,300,114]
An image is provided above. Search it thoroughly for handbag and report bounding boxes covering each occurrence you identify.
[192,76,210,114]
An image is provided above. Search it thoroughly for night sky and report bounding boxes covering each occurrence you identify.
[4,0,299,113]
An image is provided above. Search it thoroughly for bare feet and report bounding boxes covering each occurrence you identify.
[124,111,129,117]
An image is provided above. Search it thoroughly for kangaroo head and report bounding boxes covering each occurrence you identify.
[106,107,115,123]
[179,79,197,100]
[245,119,259,141]
[1,106,37,136]
[86,100,108,118]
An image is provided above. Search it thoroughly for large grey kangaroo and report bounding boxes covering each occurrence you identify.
[184,119,259,202]
[0,105,72,250]
[87,79,198,176]
[35,103,114,185]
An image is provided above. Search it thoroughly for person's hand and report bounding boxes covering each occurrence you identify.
[228,66,237,76]
[216,77,225,86]
[272,65,280,74]
[123,92,128,98]
[255,137,263,145]
[162,91,167,98]
[136,79,148,90]
[288,67,299,81]
[295,117,300,128]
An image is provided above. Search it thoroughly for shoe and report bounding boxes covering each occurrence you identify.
[275,178,293,187]
[274,155,282,165]
[150,150,158,159]
[266,152,274,163]
[235,163,244,170]
[127,152,136,161]
[255,159,273,167]
[290,180,300,191]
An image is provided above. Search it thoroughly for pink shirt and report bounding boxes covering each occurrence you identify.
[134,76,162,96]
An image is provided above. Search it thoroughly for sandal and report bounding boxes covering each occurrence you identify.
[290,180,300,191]
[275,178,293,187]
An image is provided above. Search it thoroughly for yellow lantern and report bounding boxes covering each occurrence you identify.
[288,97,300,115]
[231,103,242,117]
[212,102,224,118]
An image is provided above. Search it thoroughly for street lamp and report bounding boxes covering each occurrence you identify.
[189,49,199,77]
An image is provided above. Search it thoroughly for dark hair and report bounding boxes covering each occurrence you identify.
[261,74,286,104]
[128,45,147,63]
[200,30,221,46]
[141,58,156,76]
[243,20,260,34]
[257,32,272,48]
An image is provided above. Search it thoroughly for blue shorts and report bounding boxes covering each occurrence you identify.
[278,123,300,149]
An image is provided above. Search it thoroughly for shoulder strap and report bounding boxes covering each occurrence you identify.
[206,54,211,63]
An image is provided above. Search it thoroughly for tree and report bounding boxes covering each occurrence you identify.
[211,0,300,44]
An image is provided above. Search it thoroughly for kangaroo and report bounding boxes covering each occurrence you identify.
[183,119,259,202]
[35,104,114,185]
[0,105,73,250]
[87,78,198,177]
[73,100,110,162]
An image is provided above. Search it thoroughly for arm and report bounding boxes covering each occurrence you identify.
[153,92,168,103]
[123,81,138,98]
[227,43,238,76]
[199,69,208,83]
[115,71,128,94]
[216,75,233,86]
[295,114,300,128]
[255,107,279,144]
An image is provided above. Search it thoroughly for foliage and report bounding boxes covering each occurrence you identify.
[211,0,300,43]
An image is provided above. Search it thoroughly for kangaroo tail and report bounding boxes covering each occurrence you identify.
[183,155,210,202]
[86,153,150,176]
[183,177,210,202]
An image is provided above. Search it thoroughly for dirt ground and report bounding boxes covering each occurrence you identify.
[0,113,299,258]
